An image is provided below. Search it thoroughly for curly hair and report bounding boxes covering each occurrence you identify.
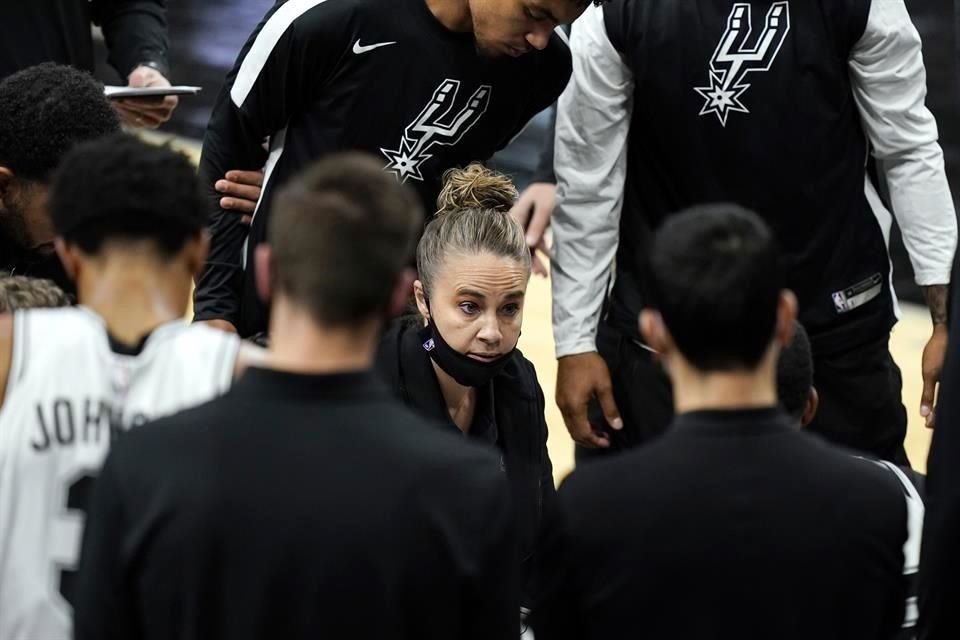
[0,276,71,312]
[49,133,207,257]
[0,63,120,182]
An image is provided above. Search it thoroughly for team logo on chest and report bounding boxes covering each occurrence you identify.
[694,2,791,126]
[381,79,492,183]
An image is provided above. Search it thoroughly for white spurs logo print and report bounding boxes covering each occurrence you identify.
[694,2,791,126]
[381,79,491,183]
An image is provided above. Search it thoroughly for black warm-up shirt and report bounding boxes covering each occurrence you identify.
[193,0,571,337]
[73,368,520,640]
[0,0,169,80]
[533,408,911,640]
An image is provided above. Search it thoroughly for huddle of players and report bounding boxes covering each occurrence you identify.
[0,60,929,640]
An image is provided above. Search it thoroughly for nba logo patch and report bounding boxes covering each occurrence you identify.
[832,291,848,313]
[422,338,435,352]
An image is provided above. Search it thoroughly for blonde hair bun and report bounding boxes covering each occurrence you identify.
[436,162,518,215]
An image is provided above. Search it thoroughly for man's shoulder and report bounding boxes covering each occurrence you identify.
[107,394,229,465]
[559,432,681,501]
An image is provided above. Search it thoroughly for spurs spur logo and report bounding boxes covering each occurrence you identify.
[381,79,491,183]
[694,2,791,126]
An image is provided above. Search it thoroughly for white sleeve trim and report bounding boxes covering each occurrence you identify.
[551,4,634,358]
[849,0,957,286]
[231,0,334,107]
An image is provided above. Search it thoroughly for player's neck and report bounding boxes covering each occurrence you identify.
[77,259,190,347]
[425,0,473,32]
[266,297,378,375]
[667,349,779,415]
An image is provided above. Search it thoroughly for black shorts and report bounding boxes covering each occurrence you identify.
[579,322,908,466]
[578,321,673,463]
[806,334,909,465]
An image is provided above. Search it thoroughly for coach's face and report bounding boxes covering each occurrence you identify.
[469,0,582,57]
[416,251,527,360]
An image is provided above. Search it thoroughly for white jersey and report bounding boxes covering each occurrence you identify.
[0,307,241,640]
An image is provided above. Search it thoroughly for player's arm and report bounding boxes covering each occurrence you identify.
[552,3,633,447]
[848,0,958,427]
[193,2,350,329]
[91,0,169,79]
[0,314,11,410]
[91,0,177,128]
[920,272,960,638]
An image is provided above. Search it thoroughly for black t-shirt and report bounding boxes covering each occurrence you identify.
[533,408,910,640]
[600,0,894,354]
[73,367,520,640]
[193,0,571,336]
[0,0,169,80]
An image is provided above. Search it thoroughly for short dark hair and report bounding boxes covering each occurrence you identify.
[777,321,813,419]
[645,204,782,371]
[0,63,120,182]
[269,153,423,326]
[49,133,207,256]
[0,276,70,312]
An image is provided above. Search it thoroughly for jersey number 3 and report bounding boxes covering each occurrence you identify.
[56,473,97,608]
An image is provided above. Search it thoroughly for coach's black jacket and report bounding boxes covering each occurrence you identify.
[376,317,555,608]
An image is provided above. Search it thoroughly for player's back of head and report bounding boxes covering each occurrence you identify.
[776,321,815,422]
[268,152,423,326]
[645,204,783,371]
[0,63,120,183]
[0,276,70,312]
[48,133,207,260]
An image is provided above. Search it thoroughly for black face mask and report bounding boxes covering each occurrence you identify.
[418,319,515,388]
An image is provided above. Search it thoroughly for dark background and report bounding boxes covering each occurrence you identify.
[94,0,960,306]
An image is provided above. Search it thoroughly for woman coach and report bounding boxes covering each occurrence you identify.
[376,164,555,616]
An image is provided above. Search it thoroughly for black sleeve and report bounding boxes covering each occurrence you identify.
[90,0,169,78]
[919,272,960,639]
[529,104,557,184]
[192,2,351,325]
[73,451,137,640]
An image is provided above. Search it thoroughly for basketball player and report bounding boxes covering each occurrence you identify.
[0,62,262,292]
[551,0,956,464]
[533,205,911,639]
[193,0,609,337]
[0,63,120,291]
[0,134,263,640]
[73,154,519,640]
[918,260,960,637]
